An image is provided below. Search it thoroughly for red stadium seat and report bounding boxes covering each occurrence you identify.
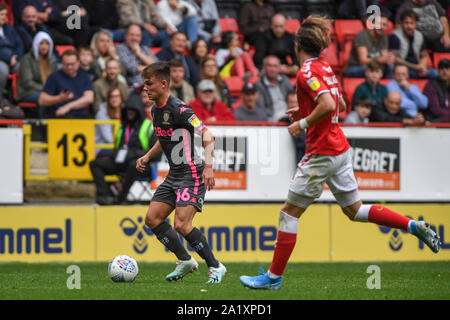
[219,17,239,34]
[222,76,244,97]
[322,40,340,70]
[433,52,450,69]
[7,73,38,108]
[150,47,162,55]
[384,20,394,35]
[409,79,428,92]
[334,19,364,46]
[427,51,433,68]
[379,78,390,86]
[0,0,13,25]
[289,77,296,87]
[338,40,353,69]
[55,45,76,56]
[285,19,300,35]
[342,77,365,106]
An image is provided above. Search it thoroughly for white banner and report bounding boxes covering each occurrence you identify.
[0,129,23,204]
[129,126,450,202]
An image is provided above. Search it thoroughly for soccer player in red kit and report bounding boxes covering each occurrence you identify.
[240,15,441,290]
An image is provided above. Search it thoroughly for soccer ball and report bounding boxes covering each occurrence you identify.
[108,255,139,282]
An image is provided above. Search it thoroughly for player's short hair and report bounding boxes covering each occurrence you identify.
[0,4,6,11]
[295,15,331,57]
[142,61,171,84]
[367,60,383,72]
[400,9,419,22]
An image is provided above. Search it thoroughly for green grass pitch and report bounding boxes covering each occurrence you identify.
[0,262,449,300]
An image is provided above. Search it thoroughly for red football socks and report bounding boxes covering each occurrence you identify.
[269,230,297,276]
[368,205,411,231]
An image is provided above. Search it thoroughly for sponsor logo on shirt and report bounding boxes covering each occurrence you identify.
[307,77,320,91]
[188,114,201,128]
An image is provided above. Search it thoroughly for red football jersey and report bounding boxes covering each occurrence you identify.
[296,57,350,155]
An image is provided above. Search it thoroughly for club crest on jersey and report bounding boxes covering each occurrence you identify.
[307,77,320,91]
[188,114,201,127]
[162,111,171,124]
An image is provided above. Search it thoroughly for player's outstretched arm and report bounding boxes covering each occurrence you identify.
[201,127,215,191]
[136,140,163,173]
[288,92,336,137]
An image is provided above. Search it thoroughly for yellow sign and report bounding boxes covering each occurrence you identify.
[0,206,95,262]
[330,204,450,261]
[1,204,449,262]
[95,204,330,263]
[47,119,95,180]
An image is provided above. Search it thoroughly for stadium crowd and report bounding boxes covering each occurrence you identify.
[1,0,449,204]
[0,0,449,124]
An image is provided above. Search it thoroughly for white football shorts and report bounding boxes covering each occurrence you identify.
[287,148,360,209]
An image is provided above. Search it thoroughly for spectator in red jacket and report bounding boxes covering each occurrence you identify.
[189,79,235,122]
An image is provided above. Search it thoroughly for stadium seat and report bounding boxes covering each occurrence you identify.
[334,19,364,46]
[0,0,13,25]
[384,20,394,35]
[322,40,339,70]
[7,73,38,108]
[433,52,450,69]
[409,79,428,92]
[289,77,296,87]
[219,17,239,34]
[222,76,244,97]
[342,77,365,105]
[150,47,162,55]
[285,19,300,35]
[55,45,76,56]
[338,40,353,69]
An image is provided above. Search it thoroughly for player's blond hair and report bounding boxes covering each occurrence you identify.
[295,15,331,57]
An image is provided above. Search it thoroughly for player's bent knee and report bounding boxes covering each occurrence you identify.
[173,220,192,236]
[145,213,161,229]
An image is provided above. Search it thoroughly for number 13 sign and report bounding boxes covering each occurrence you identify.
[48,119,95,180]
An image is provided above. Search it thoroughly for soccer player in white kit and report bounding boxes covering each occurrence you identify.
[240,15,441,290]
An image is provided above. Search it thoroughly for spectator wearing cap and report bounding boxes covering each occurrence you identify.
[189,79,235,122]
[233,82,267,122]
[423,59,450,122]
[388,9,437,79]
[344,97,372,124]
